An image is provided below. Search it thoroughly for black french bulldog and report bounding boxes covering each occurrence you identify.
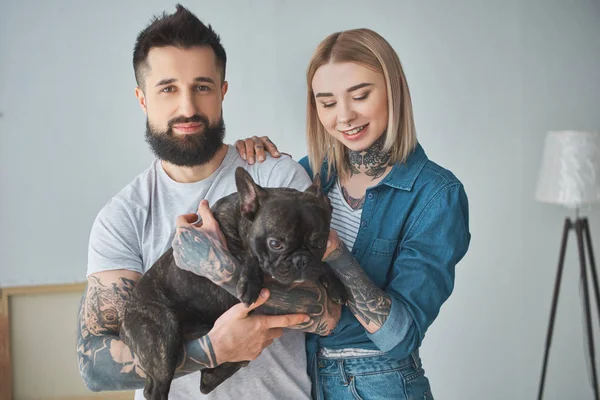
[120,167,347,400]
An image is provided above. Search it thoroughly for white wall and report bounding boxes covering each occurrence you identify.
[1,0,599,398]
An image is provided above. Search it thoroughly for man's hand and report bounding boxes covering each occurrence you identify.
[208,288,309,364]
[234,136,281,164]
[176,199,227,250]
[172,200,236,285]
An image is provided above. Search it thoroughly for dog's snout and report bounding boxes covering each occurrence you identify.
[292,254,308,269]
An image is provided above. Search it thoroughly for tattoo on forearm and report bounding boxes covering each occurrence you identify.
[204,337,217,367]
[326,243,391,331]
[323,239,344,262]
[77,277,220,390]
[77,278,148,390]
[345,282,391,330]
[172,226,239,293]
[84,276,136,333]
[347,134,392,179]
[179,336,218,372]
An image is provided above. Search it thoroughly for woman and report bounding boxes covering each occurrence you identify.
[235,28,471,399]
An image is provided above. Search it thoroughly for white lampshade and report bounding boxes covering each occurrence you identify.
[535,130,600,208]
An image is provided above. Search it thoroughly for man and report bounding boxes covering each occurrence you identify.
[76,5,340,399]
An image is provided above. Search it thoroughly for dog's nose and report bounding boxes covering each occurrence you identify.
[292,255,307,269]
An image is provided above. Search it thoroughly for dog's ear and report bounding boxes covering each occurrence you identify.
[304,173,332,213]
[304,173,322,196]
[235,167,267,220]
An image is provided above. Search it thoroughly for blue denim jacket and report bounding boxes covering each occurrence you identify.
[299,143,471,361]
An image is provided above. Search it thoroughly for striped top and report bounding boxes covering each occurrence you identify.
[322,179,381,357]
[327,180,362,250]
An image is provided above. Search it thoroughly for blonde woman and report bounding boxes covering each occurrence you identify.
[234,29,471,399]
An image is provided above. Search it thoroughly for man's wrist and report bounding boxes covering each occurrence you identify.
[206,331,224,367]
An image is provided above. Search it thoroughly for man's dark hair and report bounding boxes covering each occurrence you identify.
[133,4,227,89]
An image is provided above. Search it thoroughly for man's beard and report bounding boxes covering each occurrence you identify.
[145,113,226,167]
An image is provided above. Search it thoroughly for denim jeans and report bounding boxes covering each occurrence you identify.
[309,350,433,400]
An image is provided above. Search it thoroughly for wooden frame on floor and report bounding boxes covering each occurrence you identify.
[0,282,133,400]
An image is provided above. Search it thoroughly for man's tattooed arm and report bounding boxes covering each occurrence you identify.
[172,226,341,336]
[77,272,219,391]
[323,240,392,333]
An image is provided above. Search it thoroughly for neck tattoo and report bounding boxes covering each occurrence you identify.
[347,135,392,179]
[340,135,392,210]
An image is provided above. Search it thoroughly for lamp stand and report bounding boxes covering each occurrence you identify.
[537,216,600,400]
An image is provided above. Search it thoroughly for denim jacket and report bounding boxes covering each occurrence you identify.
[299,143,471,361]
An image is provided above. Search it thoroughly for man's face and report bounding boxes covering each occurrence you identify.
[136,46,229,166]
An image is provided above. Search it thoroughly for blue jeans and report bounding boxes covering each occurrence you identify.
[309,350,433,400]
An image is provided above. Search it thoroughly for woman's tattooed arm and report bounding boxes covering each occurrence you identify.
[323,240,391,333]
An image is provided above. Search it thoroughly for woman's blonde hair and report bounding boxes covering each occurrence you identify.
[306,28,417,181]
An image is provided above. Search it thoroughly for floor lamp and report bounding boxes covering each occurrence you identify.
[535,130,600,400]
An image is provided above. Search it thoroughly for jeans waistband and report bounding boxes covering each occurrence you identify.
[316,350,420,376]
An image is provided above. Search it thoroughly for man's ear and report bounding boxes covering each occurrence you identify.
[221,81,228,99]
[235,167,267,220]
[135,86,148,115]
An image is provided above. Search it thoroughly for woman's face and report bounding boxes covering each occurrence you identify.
[312,62,389,152]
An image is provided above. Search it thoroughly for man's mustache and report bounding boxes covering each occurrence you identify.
[168,114,209,128]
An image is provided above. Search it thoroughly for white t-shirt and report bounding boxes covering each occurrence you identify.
[87,145,312,400]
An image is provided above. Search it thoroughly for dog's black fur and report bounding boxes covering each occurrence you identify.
[120,167,347,399]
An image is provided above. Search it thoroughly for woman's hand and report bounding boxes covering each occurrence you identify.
[234,136,281,164]
[323,229,343,262]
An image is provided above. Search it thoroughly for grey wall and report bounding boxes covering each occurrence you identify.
[1,0,599,398]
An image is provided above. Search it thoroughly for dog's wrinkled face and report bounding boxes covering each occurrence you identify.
[235,168,332,284]
[249,196,331,284]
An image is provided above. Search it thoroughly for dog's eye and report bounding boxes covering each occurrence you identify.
[268,239,283,250]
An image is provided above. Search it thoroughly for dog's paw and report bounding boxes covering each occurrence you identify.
[320,274,348,305]
[236,278,262,306]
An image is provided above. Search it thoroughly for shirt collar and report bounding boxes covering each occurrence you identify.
[380,142,428,191]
